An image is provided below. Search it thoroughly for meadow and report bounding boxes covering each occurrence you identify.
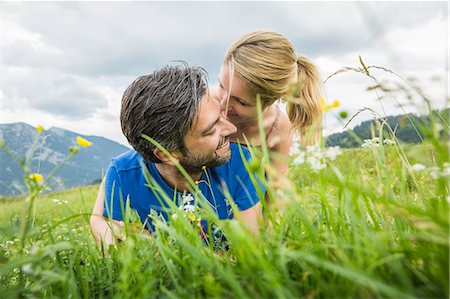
[0,136,448,298]
[0,62,448,298]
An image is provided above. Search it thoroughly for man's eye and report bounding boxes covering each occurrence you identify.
[207,129,216,136]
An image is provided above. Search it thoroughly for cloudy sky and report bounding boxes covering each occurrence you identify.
[2,1,448,147]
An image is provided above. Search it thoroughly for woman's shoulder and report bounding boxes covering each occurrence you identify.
[269,105,292,137]
[267,105,293,150]
[276,107,291,132]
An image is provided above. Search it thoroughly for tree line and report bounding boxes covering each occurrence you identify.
[325,108,449,148]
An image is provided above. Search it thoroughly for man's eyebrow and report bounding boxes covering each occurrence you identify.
[201,117,220,135]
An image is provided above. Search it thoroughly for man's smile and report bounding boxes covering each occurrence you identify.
[216,137,230,152]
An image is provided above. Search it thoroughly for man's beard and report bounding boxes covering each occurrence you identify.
[178,149,231,173]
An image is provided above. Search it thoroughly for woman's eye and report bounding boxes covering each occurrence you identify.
[235,97,247,106]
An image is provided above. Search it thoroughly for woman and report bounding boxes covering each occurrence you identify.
[90,30,323,247]
[218,30,322,176]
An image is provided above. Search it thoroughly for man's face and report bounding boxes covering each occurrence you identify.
[178,90,237,171]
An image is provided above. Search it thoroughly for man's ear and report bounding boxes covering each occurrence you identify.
[153,148,180,166]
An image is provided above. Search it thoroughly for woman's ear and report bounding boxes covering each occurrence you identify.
[153,148,180,166]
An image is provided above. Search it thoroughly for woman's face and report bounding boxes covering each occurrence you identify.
[218,62,258,125]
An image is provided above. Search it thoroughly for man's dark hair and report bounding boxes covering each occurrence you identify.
[120,63,208,162]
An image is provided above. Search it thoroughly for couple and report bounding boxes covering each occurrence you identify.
[90,30,323,248]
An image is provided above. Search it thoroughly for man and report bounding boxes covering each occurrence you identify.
[90,64,264,249]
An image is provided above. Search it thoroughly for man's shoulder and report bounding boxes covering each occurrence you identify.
[111,149,146,172]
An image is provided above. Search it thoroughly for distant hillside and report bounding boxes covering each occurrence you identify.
[0,123,130,196]
[325,108,449,148]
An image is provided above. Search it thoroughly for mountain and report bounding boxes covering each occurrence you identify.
[0,122,130,197]
[325,108,449,148]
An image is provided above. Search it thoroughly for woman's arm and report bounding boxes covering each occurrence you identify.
[237,202,263,236]
[266,111,295,212]
[268,109,294,174]
[90,181,125,251]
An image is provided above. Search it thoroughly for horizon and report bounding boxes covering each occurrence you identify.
[3,104,445,149]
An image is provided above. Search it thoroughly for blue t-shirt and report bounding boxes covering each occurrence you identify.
[103,143,264,231]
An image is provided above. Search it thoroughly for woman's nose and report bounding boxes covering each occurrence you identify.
[221,117,237,136]
[218,88,229,109]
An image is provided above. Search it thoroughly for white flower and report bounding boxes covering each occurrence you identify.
[429,167,440,179]
[427,164,450,179]
[52,198,68,205]
[181,193,194,204]
[362,137,394,148]
[289,142,301,156]
[21,263,34,275]
[293,152,305,165]
[410,164,426,171]
[361,139,373,148]
[292,144,342,171]
[361,138,382,148]
[306,144,320,153]
[307,156,326,171]
[1,240,14,248]
[171,213,179,220]
[183,204,195,213]
[325,146,342,161]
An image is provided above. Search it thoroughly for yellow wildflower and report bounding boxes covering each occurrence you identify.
[76,136,92,147]
[187,213,197,222]
[29,173,43,183]
[320,98,340,112]
[36,125,45,134]
[329,100,340,109]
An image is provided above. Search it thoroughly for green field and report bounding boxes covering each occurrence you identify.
[0,138,448,298]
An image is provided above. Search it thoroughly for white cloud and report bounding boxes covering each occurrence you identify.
[1,1,448,143]
[3,66,108,118]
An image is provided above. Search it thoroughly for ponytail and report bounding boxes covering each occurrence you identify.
[286,55,323,146]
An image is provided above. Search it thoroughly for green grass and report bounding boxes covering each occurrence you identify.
[0,185,98,223]
[0,140,448,298]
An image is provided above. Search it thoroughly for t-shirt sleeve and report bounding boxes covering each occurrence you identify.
[103,161,126,221]
[231,146,266,211]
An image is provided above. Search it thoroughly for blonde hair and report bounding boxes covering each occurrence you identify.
[225,30,322,145]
